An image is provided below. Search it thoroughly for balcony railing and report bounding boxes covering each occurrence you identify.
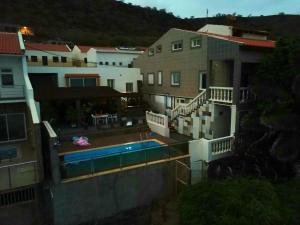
[240,87,250,103]
[0,161,38,191]
[146,111,169,137]
[209,86,233,103]
[203,136,234,162]
[0,85,25,99]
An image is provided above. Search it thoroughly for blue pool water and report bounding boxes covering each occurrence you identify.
[64,141,162,163]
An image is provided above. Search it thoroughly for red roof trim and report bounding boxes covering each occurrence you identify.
[65,74,99,78]
[25,43,71,52]
[197,31,275,48]
[0,32,22,55]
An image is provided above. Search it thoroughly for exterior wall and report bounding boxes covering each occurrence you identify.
[28,66,142,93]
[134,28,208,99]
[210,60,233,87]
[88,49,141,67]
[52,162,177,225]
[26,50,73,67]
[241,33,267,40]
[0,55,26,100]
[198,24,233,36]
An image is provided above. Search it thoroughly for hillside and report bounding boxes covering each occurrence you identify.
[0,0,299,46]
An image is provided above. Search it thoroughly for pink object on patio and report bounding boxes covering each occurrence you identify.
[73,137,91,146]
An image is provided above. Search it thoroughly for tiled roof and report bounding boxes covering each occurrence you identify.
[0,32,22,55]
[25,43,71,52]
[197,31,275,48]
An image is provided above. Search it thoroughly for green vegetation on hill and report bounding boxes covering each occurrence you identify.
[0,0,299,46]
[178,178,300,225]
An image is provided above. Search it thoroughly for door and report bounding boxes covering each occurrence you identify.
[42,56,48,66]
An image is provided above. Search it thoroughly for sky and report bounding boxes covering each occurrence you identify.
[123,0,299,18]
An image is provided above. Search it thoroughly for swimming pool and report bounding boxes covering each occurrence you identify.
[60,140,185,179]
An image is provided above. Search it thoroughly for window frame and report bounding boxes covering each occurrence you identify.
[157,71,163,86]
[107,79,115,89]
[126,82,133,93]
[191,37,202,49]
[0,113,27,144]
[69,77,97,87]
[31,56,38,62]
[147,73,154,85]
[156,45,162,53]
[171,40,183,52]
[53,56,59,63]
[61,57,67,63]
[148,48,154,56]
[1,68,14,86]
[198,71,207,91]
[171,71,181,87]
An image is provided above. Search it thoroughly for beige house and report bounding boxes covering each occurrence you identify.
[134,25,275,170]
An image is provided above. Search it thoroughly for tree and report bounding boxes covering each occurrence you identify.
[236,38,300,177]
[178,178,300,225]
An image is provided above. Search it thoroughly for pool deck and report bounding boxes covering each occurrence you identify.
[58,129,190,155]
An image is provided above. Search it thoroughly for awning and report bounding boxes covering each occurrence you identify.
[34,86,122,101]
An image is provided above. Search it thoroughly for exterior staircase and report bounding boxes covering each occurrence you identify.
[170,90,207,121]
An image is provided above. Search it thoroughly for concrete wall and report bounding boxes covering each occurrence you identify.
[51,162,176,225]
[212,104,231,138]
[0,55,25,87]
[26,50,73,67]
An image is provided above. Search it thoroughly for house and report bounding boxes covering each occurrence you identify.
[73,45,144,93]
[133,24,275,181]
[0,32,44,223]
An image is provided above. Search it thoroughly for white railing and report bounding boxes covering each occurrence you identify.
[171,90,207,120]
[210,86,233,103]
[240,87,250,103]
[189,136,234,163]
[0,85,25,99]
[0,161,38,191]
[146,111,169,137]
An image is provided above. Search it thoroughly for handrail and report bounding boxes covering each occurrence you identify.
[0,160,37,169]
[171,90,206,120]
[209,86,233,103]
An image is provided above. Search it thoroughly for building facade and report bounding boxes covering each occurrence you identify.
[0,32,44,224]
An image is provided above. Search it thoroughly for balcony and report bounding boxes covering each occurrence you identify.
[0,85,25,100]
[209,86,250,104]
[0,161,39,191]
[189,136,234,163]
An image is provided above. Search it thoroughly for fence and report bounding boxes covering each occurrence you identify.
[60,142,189,180]
[0,161,38,191]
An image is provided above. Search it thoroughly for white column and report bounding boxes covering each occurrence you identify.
[230,105,237,136]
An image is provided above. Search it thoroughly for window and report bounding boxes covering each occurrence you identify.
[148,73,154,85]
[126,82,133,93]
[99,62,103,65]
[31,56,37,62]
[26,56,29,61]
[148,48,154,56]
[69,78,97,87]
[1,69,14,86]
[157,71,162,85]
[171,41,183,52]
[84,58,87,64]
[156,45,162,53]
[0,113,26,143]
[53,56,59,63]
[166,96,172,109]
[107,79,115,89]
[112,62,116,66]
[171,72,181,86]
[61,57,67,63]
[191,37,202,48]
[42,56,48,65]
[119,62,123,66]
[199,72,207,90]
[105,62,109,65]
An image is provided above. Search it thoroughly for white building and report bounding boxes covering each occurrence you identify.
[26,44,143,93]
[0,32,43,217]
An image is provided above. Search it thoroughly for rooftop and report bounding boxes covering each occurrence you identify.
[0,32,22,55]
[76,45,145,54]
[25,42,71,52]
